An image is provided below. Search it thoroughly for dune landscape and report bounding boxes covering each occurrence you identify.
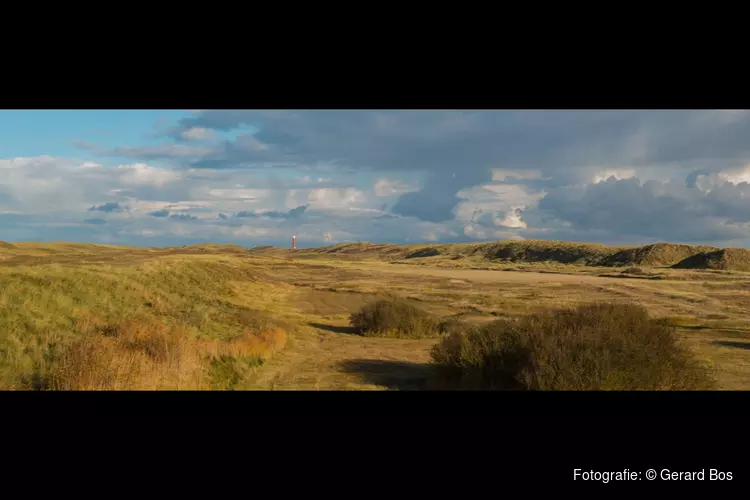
[2,238,748,390]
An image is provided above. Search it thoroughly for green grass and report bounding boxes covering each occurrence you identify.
[208,355,265,390]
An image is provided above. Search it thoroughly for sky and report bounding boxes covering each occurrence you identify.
[2,109,750,248]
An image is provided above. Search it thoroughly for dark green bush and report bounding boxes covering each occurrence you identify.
[430,303,715,390]
[349,299,442,338]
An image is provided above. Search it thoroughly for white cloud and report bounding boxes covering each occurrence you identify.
[535,173,750,243]
[284,187,368,212]
[373,178,416,197]
[117,163,182,186]
[495,207,528,228]
[592,168,637,184]
[454,184,544,224]
[208,188,270,201]
[181,127,217,141]
[693,165,750,193]
[717,164,750,185]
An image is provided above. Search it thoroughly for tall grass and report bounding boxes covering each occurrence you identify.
[0,256,289,390]
[431,303,716,390]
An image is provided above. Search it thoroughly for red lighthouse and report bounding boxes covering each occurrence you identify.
[292,235,296,249]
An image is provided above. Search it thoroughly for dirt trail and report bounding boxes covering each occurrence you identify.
[247,325,436,390]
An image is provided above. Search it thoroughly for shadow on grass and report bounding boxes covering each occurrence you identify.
[711,340,750,350]
[308,322,360,335]
[337,359,436,390]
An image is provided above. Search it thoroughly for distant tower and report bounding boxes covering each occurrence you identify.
[292,235,296,249]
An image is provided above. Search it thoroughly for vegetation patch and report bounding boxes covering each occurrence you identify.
[349,299,444,338]
[28,317,286,390]
[405,247,442,259]
[222,239,750,273]
[430,303,716,390]
[604,243,717,268]
[673,248,750,272]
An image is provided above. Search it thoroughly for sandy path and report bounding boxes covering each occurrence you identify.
[248,325,436,390]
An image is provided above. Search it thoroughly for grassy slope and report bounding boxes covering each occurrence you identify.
[251,240,750,271]
[0,246,290,389]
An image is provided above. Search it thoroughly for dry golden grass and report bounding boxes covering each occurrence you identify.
[243,257,750,390]
[0,246,293,390]
[5,239,750,390]
[38,317,287,390]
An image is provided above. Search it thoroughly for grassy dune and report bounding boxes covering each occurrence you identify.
[256,240,750,271]
[0,248,289,390]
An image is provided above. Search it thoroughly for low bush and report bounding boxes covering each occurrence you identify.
[437,317,476,336]
[430,303,715,390]
[349,299,442,338]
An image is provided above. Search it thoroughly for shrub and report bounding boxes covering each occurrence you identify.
[437,317,475,336]
[349,299,442,338]
[430,303,716,390]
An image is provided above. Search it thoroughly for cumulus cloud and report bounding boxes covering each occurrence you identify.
[8,110,750,248]
[492,207,528,229]
[535,174,750,243]
[116,163,182,186]
[283,187,369,214]
[392,170,493,222]
[591,168,637,184]
[73,111,750,224]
